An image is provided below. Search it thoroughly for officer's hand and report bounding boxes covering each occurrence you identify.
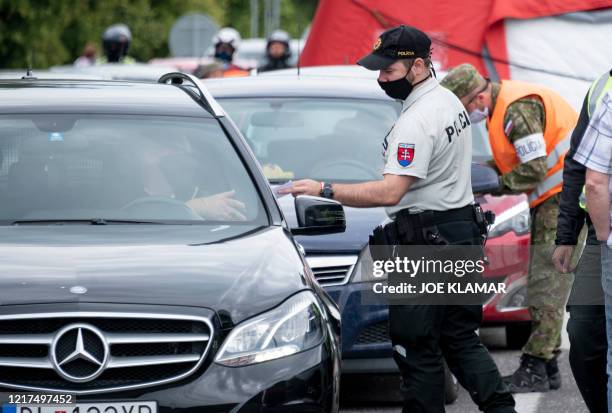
[552,245,575,273]
[277,179,320,197]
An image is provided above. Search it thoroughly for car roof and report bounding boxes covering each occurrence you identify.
[0,79,214,117]
[259,65,378,79]
[0,70,104,80]
[205,73,394,100]
[49,63,179,82]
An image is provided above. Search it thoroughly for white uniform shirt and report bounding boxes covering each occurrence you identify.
[382,76,474,217]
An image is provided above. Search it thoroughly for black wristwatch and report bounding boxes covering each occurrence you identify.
[319,182,334,199]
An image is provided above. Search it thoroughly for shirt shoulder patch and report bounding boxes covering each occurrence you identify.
[397,143,415,167]
[504,98,545,142]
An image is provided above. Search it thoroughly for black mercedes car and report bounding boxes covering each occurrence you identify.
[0,73,343,412]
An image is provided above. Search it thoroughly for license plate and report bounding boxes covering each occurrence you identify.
[12,402,157,413]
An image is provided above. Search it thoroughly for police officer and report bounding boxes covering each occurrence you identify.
[258,29,293,72]
[99,24,135,64]
[442,64,577,393]
[280,25,516,413]
[553,68,612,413]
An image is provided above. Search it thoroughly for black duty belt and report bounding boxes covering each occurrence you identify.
[395,204,474,229]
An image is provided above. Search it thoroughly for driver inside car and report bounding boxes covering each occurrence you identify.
[139,137,247,221]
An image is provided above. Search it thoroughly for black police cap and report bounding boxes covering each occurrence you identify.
[357,25,431,70]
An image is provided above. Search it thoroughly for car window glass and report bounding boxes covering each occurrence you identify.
[471,122,493,161]
[0,115,266,225]
[220,98,401,182]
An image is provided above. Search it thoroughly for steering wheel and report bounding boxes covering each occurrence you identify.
[121,196,203,220]
[310,158,381,181]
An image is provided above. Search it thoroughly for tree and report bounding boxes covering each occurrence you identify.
[0,0,317,69]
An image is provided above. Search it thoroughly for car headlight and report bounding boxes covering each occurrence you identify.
[215,291,324,367]
[488,201,530,238]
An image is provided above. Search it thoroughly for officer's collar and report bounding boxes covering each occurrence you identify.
[402,75,438,111]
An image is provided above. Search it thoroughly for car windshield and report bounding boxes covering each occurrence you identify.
[0,115,266,226]
[220,98,402,183]
[220,97,494,183]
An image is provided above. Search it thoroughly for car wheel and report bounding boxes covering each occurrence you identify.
[506,322,532,349]
[444,360,459,405]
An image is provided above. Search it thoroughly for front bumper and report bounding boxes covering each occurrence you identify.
[110,346,335,413]
[0,346,337,413]
[0,303,341,413]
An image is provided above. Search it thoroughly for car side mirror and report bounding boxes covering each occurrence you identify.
[471,162,500,194]
[290,195,346,236]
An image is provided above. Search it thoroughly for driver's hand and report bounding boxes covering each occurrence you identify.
[277,179,321,197]
[186,190,247,221]
[552,245,575,273]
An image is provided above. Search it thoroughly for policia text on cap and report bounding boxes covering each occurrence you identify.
[279,25,517,413]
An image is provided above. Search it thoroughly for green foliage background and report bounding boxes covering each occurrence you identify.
[0,0,317,69]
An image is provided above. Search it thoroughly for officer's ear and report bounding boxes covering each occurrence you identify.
[413,58,430,76]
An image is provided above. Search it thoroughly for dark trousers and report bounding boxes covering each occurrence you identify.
[568,305,608,413]
[389,219,515,413]
[567,224,607,413]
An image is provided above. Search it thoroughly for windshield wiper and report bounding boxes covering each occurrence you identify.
[9,218,164,226]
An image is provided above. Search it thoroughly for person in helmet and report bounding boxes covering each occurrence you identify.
[99,23,135,64]
[259,29,293,73]
[211,27,248,77]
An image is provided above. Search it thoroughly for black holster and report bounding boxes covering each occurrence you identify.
[368,221,400,261]
[473,203,495,237]
[395,209,452,246]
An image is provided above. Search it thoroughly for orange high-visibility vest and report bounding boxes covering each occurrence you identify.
[223,66,250,77]
[486,80,578,208]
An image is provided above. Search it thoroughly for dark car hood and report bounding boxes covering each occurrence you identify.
[275,192,387,254]
[0,225,306,325]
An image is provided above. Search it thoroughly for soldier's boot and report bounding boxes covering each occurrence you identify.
[503,354,550,393]
[546,356,561,390]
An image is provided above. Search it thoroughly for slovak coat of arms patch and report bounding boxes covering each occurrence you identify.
[397,143,415,167]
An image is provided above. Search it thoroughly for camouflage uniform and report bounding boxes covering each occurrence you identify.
[441,66,573,361]
[492,84,573,360]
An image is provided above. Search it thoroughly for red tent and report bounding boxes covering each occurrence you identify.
[301,0,611,81]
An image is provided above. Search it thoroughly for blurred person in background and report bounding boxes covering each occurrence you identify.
[194,61,225,79]
[99,23,135,64]
[212,27,248,77]
[258,29,293,73]
[74,42,97,67]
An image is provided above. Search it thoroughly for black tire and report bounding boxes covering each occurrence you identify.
[444,361,459,405]
[506,322,532,349]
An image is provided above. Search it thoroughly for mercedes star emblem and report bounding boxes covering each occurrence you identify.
[50,323,109,383]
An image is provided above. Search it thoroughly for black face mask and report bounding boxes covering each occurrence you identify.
[214,51,233,63]
[378,76,413,100]
[378,68,431,100]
